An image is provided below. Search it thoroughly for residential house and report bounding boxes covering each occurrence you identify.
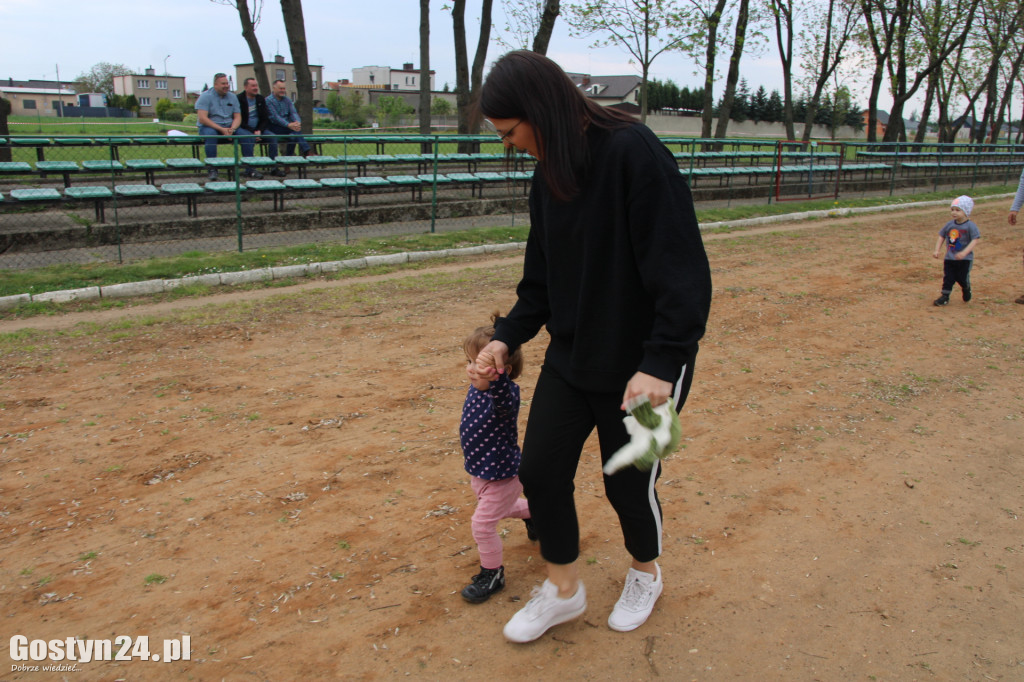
[112,67,187,116]
[235,55,327,105]
[567,73,643,115]
[0,78,77,117]
[351,63,435,92]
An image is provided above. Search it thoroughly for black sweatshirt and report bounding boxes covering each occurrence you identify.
[493,123,712,393]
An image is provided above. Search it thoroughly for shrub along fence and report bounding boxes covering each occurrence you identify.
[1,134,1021,269]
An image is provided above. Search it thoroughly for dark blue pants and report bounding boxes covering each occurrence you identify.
[198,125,255,159]
[266,124,310,158]
[941,259,972,295]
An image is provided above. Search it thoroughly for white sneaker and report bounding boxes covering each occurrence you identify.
[608,564,663,632]
[503,579,587,643]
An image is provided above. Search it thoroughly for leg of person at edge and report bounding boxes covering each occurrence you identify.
[265,79,311,176]
[472,51,712,644]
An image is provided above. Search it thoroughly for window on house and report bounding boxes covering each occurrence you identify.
[155,80,167,89]
[312,79,317,89]
[276,69,286,81]
[172,89,182,98]
[23,99,37,109]
[52,101,61,109]
[137,79,149,88]
[139,97,151,107]
[293,72,297,81]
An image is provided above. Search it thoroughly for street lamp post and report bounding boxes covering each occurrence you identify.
[163,55,171,76]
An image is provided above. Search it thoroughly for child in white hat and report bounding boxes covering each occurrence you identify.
[932,195,980,306]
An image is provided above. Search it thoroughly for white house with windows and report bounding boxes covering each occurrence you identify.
[351,63,435,91]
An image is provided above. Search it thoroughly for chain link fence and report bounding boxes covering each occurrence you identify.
[2,134,1022,268]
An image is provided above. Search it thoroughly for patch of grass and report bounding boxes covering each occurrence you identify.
[143,573,168,586]
[78,551,98,561]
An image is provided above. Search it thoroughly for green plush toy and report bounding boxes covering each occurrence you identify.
[603,395,681,475]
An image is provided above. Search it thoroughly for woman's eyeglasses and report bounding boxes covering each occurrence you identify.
[484,119,522,142]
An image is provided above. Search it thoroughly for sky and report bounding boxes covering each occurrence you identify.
[1,1,783,94]
[1,0,915,114]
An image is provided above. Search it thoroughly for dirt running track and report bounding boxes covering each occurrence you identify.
[1,203,1022,681]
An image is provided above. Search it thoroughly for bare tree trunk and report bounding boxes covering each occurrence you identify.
[771,0,796,140]
[532,0,560,54]
[914,74,936,144]
[452,0,493,151]
[714,0,751,139]
[419,0,432,142]
[236,0,270,94]
[700,0,729,139]
[281,0,313,134]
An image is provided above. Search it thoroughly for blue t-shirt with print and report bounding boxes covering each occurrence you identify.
[939,219,980,261]
[459,372,521,481]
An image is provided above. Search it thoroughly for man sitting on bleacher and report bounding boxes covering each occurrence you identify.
[265,79,311,175]
[236,77,270,177]
[195,73,262,181]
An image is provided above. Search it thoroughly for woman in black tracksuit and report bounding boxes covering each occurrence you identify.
[474,51,712,643]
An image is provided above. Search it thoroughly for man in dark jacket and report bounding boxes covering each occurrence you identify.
[235,77,269,179]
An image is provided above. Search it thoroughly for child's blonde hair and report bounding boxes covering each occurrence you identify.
[463,310,524,381]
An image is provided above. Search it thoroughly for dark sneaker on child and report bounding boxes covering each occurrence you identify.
[608,564,663,632]
[461,566,505,604]
[1016,294,1024,305]
[933,294,949,306]
[962,287,972,302]
[243,169,264,179]
[524,518,538,542]
[503,579,586,643]
[207,169,219,182]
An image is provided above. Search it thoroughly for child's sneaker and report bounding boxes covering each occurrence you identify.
[503,579,586,642]
[523,518,538,542]
[608,564,663,632]
[933,294,950,306]
[962,287,972,302]
[461,565,505,603]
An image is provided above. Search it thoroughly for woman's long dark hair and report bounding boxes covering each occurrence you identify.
[478,50,636,202]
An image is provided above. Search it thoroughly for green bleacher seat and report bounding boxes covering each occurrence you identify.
[82,160,124,172]
[126,159,166,171]
[64,186,113,222]
[115,184,161,197]
[282,179,321,190]
[205,181,245,192]
[166,158,206,170]
[0,162,33,173]
[320,177,359,188]
[417,173,452,183]
[205,157,243,168]
[10,138,51,145]
[275,155,309,165]
[37,161,80,173]
[53,138,95,146]
[131,137,169,145]
[162,182,206,217]
[245,180,286,191]
[354,176,391,187]
[474,172,506,182]
[64,186,113,200]
[245,156,276,168]
[305,155,340,165]
[10,188,61,201]
[126,159,166,183]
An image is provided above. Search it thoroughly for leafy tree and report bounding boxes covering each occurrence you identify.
[765,89,784,122]
[74,62,132,96]
[497,0,562,54]
[327,90,371,127]
[431,97,455,116]
[567,1,689,124]
[376,96,414,126]
[155,98,175,119]
[749,85,769,122]
[451,0,495,144]
[124,95,140,115]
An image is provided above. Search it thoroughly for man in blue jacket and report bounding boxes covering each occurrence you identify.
[265,79,311,173]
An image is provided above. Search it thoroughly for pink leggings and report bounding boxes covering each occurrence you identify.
[471,475,531,569]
